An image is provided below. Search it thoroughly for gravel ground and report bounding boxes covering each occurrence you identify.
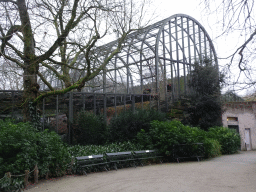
[26,151,256,192]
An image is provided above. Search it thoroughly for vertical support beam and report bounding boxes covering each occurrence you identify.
[141,94,144,109]
[43,98,45,131]
[114,57,117,94]
[103,67,106,94]
[124,94,126,112]
[93,93,96,115]
[132,94,135,113]
[204,32,207,58]
[82,93,85,110]
[162,29,168,112]
[68,92,73,145]
[56,95,58,134]
[181,16,187,95]
[114,94,117,117]
[149,94,152,110]
[175,17,180,98]
[11,91,14,118]
[169,21,174,102]
[126,50,130,94]
[193,21,197,62]
[198,25,202,62]
[187,18,192,94]
[127,67,129,94]
[210,42,213,61]
[140,46,143,94]
[104,93,107,121]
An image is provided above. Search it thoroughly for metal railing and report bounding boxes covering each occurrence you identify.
[0,90,159,143]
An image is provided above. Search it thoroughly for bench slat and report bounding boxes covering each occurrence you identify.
[76,154,108,175]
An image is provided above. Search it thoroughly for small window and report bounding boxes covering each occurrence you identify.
[227,117,238,121]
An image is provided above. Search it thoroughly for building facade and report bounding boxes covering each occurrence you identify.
[222,102,256,151]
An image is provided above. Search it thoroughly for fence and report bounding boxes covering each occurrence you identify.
[0,90,159,143]
[0,165,39,190]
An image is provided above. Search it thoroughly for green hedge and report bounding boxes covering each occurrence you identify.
[0,120,71,179]
[207,126,241,154]
[136,120,239,158]
[73,111,107,145]
[203,138,221,158]
[137,120,206,156]
[108,108,166,142]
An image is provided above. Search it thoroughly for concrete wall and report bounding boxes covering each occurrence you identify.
[222,102,256,150]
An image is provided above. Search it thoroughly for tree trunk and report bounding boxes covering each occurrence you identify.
[22,70,39,122]
[17,0,39,121]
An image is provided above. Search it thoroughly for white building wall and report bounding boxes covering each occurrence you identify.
[222,102,256,151]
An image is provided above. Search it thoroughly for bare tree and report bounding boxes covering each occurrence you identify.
[202,0,256,91]
[0,0,152,121]
[0,59,23,90]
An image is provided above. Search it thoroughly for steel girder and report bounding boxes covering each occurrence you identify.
[84,14,218,105]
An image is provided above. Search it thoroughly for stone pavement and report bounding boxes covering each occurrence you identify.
[27,151,256,192]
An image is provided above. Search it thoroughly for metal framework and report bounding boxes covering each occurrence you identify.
[78,14,218,109]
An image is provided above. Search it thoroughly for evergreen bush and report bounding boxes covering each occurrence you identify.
[203,138,221,158]
[73,111,107,145]
[108,108,166,142]
[0,119,70,179]
[136,120,238,159]
[207,126,241,154]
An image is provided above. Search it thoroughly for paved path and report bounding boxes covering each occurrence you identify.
[27,151,256,192]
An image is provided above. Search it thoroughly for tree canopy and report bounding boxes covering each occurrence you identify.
[202,0,256,91]
[0,0,152,120]
[182,58,225,130]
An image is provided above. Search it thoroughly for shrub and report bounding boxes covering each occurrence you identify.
[108,108,166,142]
[0,119,71,179]
[207,126,241,154]
[136,120,225,159]
[182,58,225,131]
[137,121,240,158]
[203,138,221,158]
[68,141,144,157]
[36,130,71,177]
[73,111,107,145]
[137,120,206,156]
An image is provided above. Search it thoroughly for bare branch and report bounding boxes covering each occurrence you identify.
[237,29,256,70]
[37,0,80,63]
[38,71,54,91]
[0,0,16,4]
[0,25,22,56]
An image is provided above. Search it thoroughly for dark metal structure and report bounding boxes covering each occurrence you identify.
[76,14,218,111]
[0,14,218,141]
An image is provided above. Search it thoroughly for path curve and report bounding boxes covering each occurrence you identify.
[27,151,256,192]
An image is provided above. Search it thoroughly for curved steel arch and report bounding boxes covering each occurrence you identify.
[89,14,218,108]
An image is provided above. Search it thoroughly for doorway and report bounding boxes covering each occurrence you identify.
[245,128,252,151]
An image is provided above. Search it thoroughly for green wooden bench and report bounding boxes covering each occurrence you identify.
[133,150,163,166]
[105,151,135,170]
[76,154,108,175]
